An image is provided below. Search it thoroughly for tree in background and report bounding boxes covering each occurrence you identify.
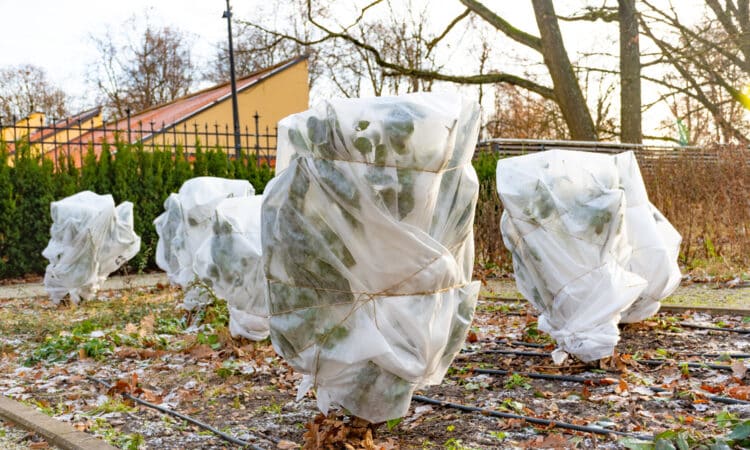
[89,21,195,119]
[640,0,750,143]
[0,64,69,122]
[240,0,599,140]
[485,84,568,140]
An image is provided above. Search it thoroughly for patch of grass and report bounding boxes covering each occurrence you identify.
[444,438,478,450]
[504,373,532,390]
[258,401,283,415]
[90,417,144,450]
[90,398,138,415]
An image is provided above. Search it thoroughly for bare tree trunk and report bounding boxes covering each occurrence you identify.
[532,0,597,141]
[619,0,642,143]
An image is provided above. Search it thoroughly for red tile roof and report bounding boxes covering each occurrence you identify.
[40,55,307,165]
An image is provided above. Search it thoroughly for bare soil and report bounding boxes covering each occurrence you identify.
[0,280,749,449]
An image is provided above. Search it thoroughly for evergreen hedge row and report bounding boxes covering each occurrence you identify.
[0,140,273,278]
[3,141,742,280]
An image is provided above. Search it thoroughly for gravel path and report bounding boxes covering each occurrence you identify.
[0,273,168,301]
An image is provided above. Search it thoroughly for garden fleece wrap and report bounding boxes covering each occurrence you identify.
[154,176,254,311]
[42,191,140,304]
[262,92,481,423]
[497,150,682,363]
[193,195,269,340]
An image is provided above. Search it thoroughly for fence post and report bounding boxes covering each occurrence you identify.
[244,125,250,162]
[101,118,107,157]
[37,115,44,160]
[254,112,260,168]
[193,123,199,154]
[11,116,18,164]
[126,108,131,144]
[52,117,58,170]
[265,126,270,166]
[65,121,71,164]
[77,119,83,165]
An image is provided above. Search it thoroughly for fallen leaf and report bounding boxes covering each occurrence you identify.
[732,360,748,379]
[277,439,298,449]
[139,314,155,337]
[700,384,723,394]
[189,344,216,360]
[728,385,750,400]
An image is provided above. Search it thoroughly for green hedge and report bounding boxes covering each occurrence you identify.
[0,140,273,278]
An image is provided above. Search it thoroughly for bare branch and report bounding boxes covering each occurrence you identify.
[426,8,471,54]
[460,0,542,51]
[557,6,619,22]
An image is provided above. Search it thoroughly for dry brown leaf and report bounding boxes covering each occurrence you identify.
[28,442,49,449]
[139,314,155,337]
[728,385,750,400]
[523,433,569,449]
[140,389,162,404]
[276,439,299,449]
[732,360,748,379]
[73,421,90,432]
[189,344,216,360]
[700,383,723,394]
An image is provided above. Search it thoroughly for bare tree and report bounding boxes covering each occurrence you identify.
[0,64,69,122]
[205,22,313,84]
[90,23,195,119]
[486,84,568,139]
[640,0,750,143]
[241,0,599,140]
[619,0,642,143]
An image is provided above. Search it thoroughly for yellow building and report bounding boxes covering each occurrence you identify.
[4,56,309,167]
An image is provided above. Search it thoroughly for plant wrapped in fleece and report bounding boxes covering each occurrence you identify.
[262,92,481,423]
[154,177,254,310]
[42,191,140,304]
[193,195,268,340]
[497,150,681,363]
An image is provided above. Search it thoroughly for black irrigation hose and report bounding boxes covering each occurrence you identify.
[479,295,526,302]
[479,348,738,372]
[635,359,735,372]
[412,394,653,441]
[87,376,270,450]
[680,323,750,334]
[680,353,750,359]
[479,343,750,365]
[464,367,750,406]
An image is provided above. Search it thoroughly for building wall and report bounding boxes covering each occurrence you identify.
[144,59,309,158]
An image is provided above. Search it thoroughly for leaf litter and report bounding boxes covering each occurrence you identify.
[0,279,748,448]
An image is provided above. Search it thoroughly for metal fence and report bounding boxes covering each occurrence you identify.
[475,138,749,166]
[4,113,747,170]
[0,111,278,168]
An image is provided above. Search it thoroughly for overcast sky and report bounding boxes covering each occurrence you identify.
[1,0,707,140]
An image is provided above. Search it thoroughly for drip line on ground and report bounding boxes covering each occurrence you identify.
[412,394,653,441]
[455,366,750,406]
[87,376,272,450]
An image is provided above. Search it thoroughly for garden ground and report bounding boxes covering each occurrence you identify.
[0,276,749,449]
